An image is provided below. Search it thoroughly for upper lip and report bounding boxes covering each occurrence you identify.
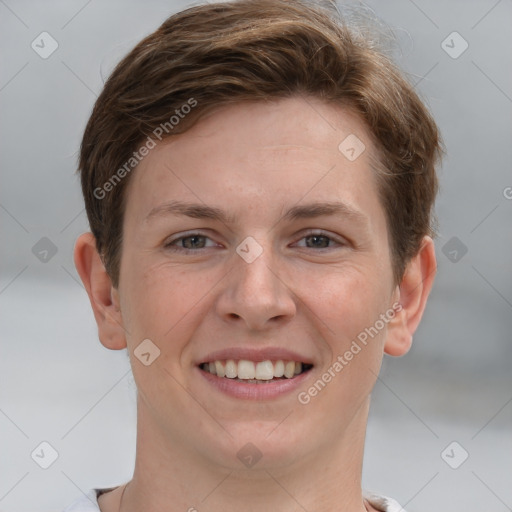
[197,347,314,365]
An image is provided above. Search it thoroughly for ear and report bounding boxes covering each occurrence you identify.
[384,235,437,357]
[73,232,127,350]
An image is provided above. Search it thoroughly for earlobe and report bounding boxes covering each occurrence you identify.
[73,232,127,351]
[384,304,412,356]
[384,236,436,357]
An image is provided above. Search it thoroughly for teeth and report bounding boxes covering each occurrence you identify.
[201,359,309,380]
[234,378,273,384]
[215,360,225,378]
[225,359,237,379]
[274,360,285,377]
[284,361,295,379]
[238,360,255,379]
[255,360,274,380]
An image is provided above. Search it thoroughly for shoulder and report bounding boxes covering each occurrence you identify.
[63,488,405,512]
[363,490,407,512]
[61,489,101,512]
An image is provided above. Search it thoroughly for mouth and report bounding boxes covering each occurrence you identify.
[199,359,313,383]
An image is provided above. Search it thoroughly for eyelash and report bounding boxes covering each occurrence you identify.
[164,230,346,253]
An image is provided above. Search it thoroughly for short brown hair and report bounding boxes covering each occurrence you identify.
[78,0,442,289]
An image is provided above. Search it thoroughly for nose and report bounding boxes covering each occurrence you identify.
[215,239,297,332]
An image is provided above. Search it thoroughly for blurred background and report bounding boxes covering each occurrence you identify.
[1,0,511,511]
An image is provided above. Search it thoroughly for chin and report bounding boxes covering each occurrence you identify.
[210,419,312,470]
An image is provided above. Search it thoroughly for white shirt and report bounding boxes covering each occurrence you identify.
[62,488,407,512]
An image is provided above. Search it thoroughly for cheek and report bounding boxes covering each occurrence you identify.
[293,260,391,410]
[296,272,388,426]
[122,262,218,350]
[123,265,208,410]
[296,262,389,347]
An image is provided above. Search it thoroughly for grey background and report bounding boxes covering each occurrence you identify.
[1,0,511,511]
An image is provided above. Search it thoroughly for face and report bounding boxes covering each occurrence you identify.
[116,96,399,469]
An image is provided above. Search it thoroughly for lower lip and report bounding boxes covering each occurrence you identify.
[197,366,312,400]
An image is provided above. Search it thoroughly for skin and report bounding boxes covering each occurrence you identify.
[74,96,436,512]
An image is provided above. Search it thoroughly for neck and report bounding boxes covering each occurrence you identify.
[121,397,372,512]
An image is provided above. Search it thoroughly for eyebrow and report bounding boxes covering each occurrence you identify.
[144,200,368,226]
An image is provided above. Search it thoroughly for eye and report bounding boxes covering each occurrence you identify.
[164,233,217,251]
[164,230,346,253]
[294,231,345,249]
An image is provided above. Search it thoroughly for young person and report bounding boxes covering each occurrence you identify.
[68,0,442,510]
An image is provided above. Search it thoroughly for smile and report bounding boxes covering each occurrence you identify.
[197,358,314,399]
[200,359,313,382]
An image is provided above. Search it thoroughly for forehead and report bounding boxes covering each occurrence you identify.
[124,96,385,229]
